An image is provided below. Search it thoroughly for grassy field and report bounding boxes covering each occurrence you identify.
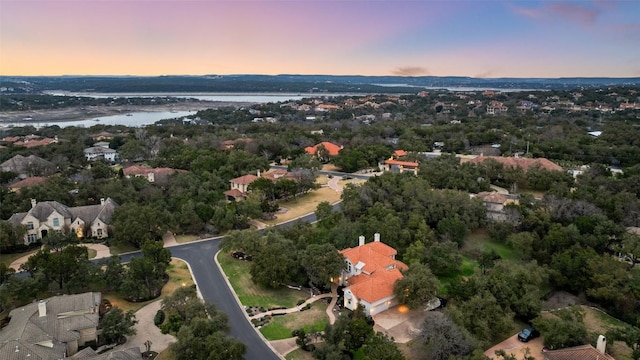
[260,302,329,340]
[285,348,315,360]
[103,258,195,313]
[174,234,199,243]
[0,249,38,267]
[581,306,633,360]
[264,187,341,225]
[462,228,516,260]
[217,252,308,308]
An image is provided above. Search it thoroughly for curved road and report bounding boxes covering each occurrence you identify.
[117,171,355,360]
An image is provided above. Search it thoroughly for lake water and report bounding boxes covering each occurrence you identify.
[1,110,196,129]
[44,91,321,103]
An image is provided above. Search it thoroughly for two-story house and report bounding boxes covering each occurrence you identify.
[83,142,119,162]
[8,198,118,244]
[337,233,408,316]
[224,174,259,201]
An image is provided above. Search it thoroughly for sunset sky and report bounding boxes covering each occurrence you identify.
[1,0,639,78]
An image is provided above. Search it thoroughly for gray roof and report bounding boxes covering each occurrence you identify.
[0,293,101,360]
[0,155,54,176]
[69,347,141,360]
[8,199,119,228]
[84,147,116,155]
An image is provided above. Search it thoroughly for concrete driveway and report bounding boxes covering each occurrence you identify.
[372,306,426,344]
[9,243,111,271]
[484,333,544,359]
[115,300,176,354]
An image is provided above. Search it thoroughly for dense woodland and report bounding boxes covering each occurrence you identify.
[1,87,640,359]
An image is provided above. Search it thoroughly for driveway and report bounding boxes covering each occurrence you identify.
[9,243,111,271]
[484,333,544,359]
[115,300,176,354]
[372,305,425,344]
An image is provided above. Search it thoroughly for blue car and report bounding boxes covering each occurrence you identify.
[518,327,540,342]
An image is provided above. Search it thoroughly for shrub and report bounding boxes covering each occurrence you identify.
[154,310,165,326]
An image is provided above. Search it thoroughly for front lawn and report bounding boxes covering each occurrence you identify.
[462,228,516,261]
[103,258,194,313]
[217,252,308,308]
[260,302,329,340]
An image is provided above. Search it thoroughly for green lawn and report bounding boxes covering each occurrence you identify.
[217,252,308,308]
[285,348,315,360]
[462,228,516,261]
[259,302,329,340]
[0,249,38,267]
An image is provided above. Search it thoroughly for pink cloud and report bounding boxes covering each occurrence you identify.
[511,1,602,27]
[391,67,430,76]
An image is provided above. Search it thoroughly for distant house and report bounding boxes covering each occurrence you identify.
[467,156,563,172]
[91,131,115,141]
[383,159,419,175]
[8,176,48,193]
[474,191,518,222]
[221,137,253,150]
[123,165,182,185]
[486,101,508,115]
[0,292,102,358]
[338,233,408,316]
[8,198,118,244]
[84,146,119,162]
[304,141,343,157]
[2,134,58,148]
[224,174,259,201]
[0,154,55,178]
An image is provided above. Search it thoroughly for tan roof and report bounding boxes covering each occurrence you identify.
[230,174,258,185]
[341,241,408,304]
[476,191,508,204]
[224,189,245,198]
[468,156,563,172]
[544,345,614,360]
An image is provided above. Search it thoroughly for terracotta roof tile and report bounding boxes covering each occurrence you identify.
[469,156,563,172]
[544,345,614,360]
[230,174,258,185]
[304,142,342,156]
[385,159,419,167]
[8,176,48,191]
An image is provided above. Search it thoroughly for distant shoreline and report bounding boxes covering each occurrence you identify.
[0,100,251,124]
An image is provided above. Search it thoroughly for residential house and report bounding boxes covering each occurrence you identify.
[0,292,102,358]
[221,137,253,150]
[91,131,115,141]
[474,191,518,222]
[304,141,343,158]
[123,165,182,185]
[543,335,613,360]
[486,101,508,115]
[83,146,118,162]
[338,233,408,316]
[224,174,259,201]
[2,134,58,148]
[0,154,55,178]
[383,159,419,175]
[467,156,563,172]
[8,176,48,193]
[8,198,118,244]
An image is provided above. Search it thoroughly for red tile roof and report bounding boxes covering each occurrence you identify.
[230,174,259,185]
[13,138,57,148]
[385,159,419,167]
[224,189,245,198]
[476,191,508,204]
[8,177,48,191]
[393,150,407,157]
[341,241,408,304]
[544,345,614,360]
[468,156,563,172]
[304,142,342,157]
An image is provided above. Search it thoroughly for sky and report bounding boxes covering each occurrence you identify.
[1,0,639,78]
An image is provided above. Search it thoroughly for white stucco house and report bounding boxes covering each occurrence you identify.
[337,233,408,316]
[83,146,119,162]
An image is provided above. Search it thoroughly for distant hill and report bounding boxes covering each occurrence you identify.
[1,74,639,94]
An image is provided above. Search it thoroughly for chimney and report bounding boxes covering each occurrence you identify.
[358,235,365,246]
[374,233,381,242]
[597,335,607,354]
[38,300,46,317]
[257,170,261,177]
[31,199,37,209]
[100,198,105,206]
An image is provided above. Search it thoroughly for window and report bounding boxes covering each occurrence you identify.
[27,234,38,243]
[53,218,60,227]
[27,222,34,230]
[97,229,103,237]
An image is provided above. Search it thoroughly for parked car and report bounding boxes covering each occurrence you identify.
[518,327,540,342]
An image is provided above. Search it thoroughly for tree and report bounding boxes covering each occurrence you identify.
[119,240,171,301]
[0,220,26,252]
[362,332,406,360]
[100,307,137,344]
[289,153,322,172]
[393,263,439,309]
[414,311,475,360]
[607,326,640,360]
[250,235,297,288]
[447,291,514,345]
[300,243,345,288]
[532,306,588,350]
[20,244,93,291]
[170,317,245,360]
[112,203,167,248]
